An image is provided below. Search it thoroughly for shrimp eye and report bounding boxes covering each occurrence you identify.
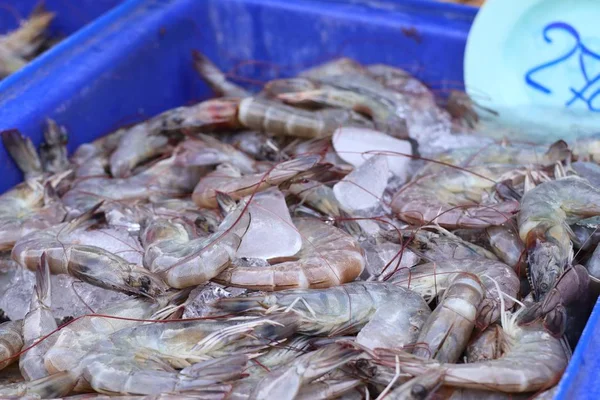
[411,384,428,399]
[540,283,549,292]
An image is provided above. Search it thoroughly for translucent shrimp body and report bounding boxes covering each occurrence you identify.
[392,165,519,229]
[518,176,600,299]
[214,218,365,291]
[388,318,569,393]
[0,320,23,371]
[389,258,519,328]
[215,281,430,350]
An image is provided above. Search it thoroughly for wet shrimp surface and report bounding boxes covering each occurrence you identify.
[0,53,597,398]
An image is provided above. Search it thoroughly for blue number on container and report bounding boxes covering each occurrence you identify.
[524,22,600,112]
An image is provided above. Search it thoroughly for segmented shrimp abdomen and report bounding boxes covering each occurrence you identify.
[215,218,364,290]
[0,320,23,370]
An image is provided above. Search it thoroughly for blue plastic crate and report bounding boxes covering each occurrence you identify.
[0,0,591,397]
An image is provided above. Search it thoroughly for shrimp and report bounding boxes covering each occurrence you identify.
[1,129,43,180]
[174,134,259,174]
[384,370,444,400]
[0,3,54,59]
[244,336,313,378]
[76,316,294,391]
[465,324,504,363]
[245,343,360,400]
[413,273,484,363]
[214,217,365,291]
[416,140,569,177]
[277,75,409,139]
[387,228,497,263]
[0,371,76,398]
[392,165,519,229]
[192,155,321,208]
[141,200,250,288]
[388,258,519,328]
[0,178,66,251]
[295,376,362,400]
[192,50,250,98]
[518,176,600,300]
[62,153,205,217]
[39,119,70,175]
[44,290,189,377]
[486,224,527,276]
[81,353,247,396]
[109,124,171,179]
[215,281,430,350]
[379,313,569,393]
[12,213,168,296]
[20,253,57,381]
[518,264,590,337]
[237,97,373,139]
[0,320,23,371]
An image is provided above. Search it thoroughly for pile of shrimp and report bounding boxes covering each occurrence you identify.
[0,3,56,80]
[1,51,600,399]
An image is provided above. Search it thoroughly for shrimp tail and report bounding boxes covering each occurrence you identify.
[216,191,238,215]
[181,354,248,383]
[1,129,43,178]
[40,119,70,173]
[192,50,250,98]
[35,252,52,305]
[0,371,77,398]
[545,140,571,163]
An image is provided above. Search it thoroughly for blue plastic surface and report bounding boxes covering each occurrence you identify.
[0,0,592,397]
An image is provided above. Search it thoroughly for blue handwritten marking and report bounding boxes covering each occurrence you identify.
[524,22,600,112]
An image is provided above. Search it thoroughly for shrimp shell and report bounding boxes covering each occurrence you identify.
[214,217,364,290]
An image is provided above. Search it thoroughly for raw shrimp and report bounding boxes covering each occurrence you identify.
[109,124,171,178]
[465,324,503,363]
[0,320,23,371]
[20,253,57,381]
[141,200,250,288]
[381,313,569,393]
[518,264,590,336]
[245,343,359,400]
[1,129,43,180]
[295,376,362,400]
[518,176,600,300]
[0,3,54,59]
[413,273,484,363]
[39,119,70,174]
[0,178,66,251]
[215,281,430,350]
[214,217,365,291]
[44,291,189,376]
[12,214,168,296]
[81,354,246,396]
[277,74,409,138]
[237,97,373,139]
[0,371,76,398]
[486,224,527,276]
[0,4,54,77]
[387,228,497,263]
[287,179,343,218]
[174,134,259,174]
[62,154,205,217]
[384,370,443,400]
[392,165,519,228]
[192,51,250,98]
[192,155,321,208]
[244,336,313,378]
[81,316,294,378]
[388,258,519,328]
